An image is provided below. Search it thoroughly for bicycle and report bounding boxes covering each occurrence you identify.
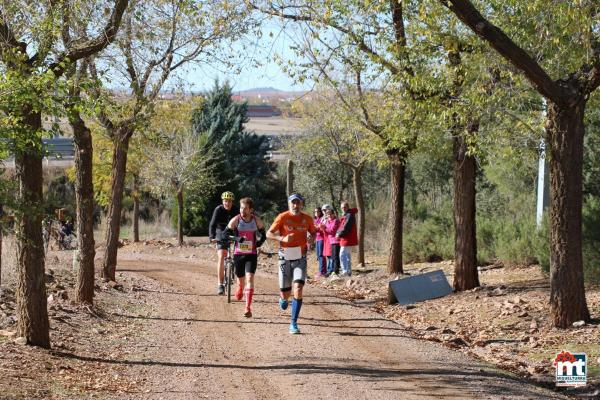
[220,235,245,303]
[43,219,77,252]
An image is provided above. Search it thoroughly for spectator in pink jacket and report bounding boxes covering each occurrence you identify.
[320,204,340,277]
[313,207,326,277]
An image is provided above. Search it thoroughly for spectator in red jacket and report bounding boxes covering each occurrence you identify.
[336,201,358,276]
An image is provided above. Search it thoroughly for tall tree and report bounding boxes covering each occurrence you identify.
[301,90,380,268]
[0,0,129,347]
[285,132,353,212]
[191,81,284,217]
[251,0,437,274]
[93,0,247,282]
[438,0,599,327]
[140,100,215,245]
[64,60,97,305]
[141,129,214,245]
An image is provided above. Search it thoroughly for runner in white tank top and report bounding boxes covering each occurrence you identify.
[225,197,266,318]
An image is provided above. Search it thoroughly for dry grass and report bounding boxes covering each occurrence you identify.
[0,235,17,288]
[94,210,174,243]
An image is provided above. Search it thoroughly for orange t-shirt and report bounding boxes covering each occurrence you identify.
[269,211,316,249]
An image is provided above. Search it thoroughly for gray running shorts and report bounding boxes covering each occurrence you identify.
[278,255,307,291]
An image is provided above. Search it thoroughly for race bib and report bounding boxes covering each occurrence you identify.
[237,240,253,253]
[283,246,302,261]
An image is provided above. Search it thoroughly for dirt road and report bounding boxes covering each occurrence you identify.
[111,244,565,399]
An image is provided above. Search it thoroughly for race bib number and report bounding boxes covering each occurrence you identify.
[283,246,302,261]
[238,240,253,253]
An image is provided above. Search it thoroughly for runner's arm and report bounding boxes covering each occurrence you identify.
[266,229,284,242]
[227,215,240,230]
[256,227,267,247]
[255,215,264,230]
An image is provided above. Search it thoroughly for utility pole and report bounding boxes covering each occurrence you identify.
[286,159,294,197]
[536,100,549,228]
[536,140,547,227]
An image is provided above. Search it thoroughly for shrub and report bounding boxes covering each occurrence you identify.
[404,216,454,263]
[583,196,600,283]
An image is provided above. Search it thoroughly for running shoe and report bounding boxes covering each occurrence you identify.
[244,308,252,318]
[279,298,288,311]
[217,284,225,295]
[235,286,243,301]
[289,322,300,334]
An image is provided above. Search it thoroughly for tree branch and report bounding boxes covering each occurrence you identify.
[582,33,600,93]
[0,18,28,64]
[439,0,563,104]
[51,0,130,76]
[88,59,116,133]
[121,14,141,96]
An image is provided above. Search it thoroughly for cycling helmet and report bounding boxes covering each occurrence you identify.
[322,204,333,211]
[221,191,235,201]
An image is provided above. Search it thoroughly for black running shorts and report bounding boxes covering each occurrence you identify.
[233,254,258,278]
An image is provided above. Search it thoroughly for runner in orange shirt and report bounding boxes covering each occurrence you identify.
[267,193,316,334]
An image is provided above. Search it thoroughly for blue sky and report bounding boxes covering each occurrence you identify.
[181,22,311,93]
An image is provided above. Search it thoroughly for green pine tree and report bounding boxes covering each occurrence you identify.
[186,81,284,234]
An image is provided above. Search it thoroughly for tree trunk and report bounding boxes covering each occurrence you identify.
[351,166,366,266]
[101,129,133,282]
[71,111,96,304]
[546,100,590,328]
[0,205,3,288]
[286,159,294,197]
[452,133,479,291]
[387,150,405,274]
[132,175,140,243]
[15,110,50,348]
[177,187,184,246]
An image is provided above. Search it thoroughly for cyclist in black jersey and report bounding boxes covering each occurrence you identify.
[209,191,238,295]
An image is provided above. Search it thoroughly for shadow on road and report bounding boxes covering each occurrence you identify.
[109,313,409,333]
[50,350,555,398]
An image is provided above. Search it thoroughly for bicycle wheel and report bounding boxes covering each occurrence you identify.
[226,259,233,303]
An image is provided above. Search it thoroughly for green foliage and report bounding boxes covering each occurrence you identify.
[583,196,600,283]
[477,214,542,266]
[44,175,76,218]
[288,140,353,210]
[584,96,600,199]
[188,81,285,234]
[404,210,454,263]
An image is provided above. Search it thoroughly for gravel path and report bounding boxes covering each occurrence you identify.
[111,247,566,400]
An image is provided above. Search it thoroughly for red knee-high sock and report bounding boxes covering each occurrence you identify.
[245,288,254,310]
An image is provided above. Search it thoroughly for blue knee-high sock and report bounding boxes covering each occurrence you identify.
[291,298,303,323]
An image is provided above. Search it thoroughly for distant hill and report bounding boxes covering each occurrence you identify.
[237,87,283,94]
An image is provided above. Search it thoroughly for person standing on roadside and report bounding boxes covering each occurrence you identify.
[267,193,316,334]
[313,207,326,277]
[321,205,340,277]
[336,201,358,277]
[209,191,238,295]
